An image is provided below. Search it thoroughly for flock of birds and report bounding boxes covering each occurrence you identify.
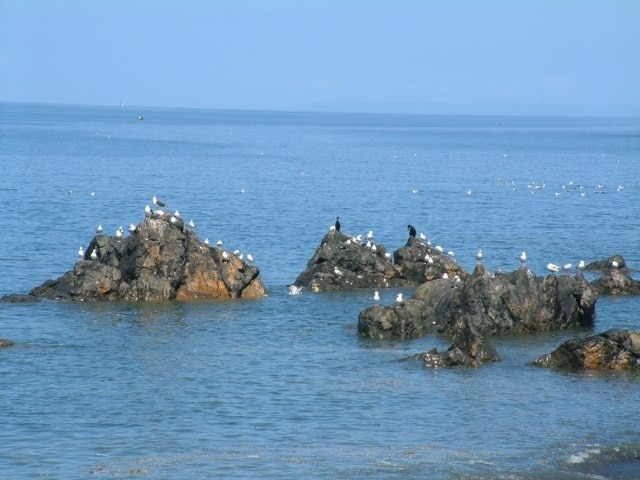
[76,195,254,266]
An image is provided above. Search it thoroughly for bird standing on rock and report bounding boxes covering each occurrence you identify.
[152,195,168,208]
[334,216,341,232]
[407,224,416,238]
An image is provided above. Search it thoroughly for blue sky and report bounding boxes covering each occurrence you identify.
[1,1,639,115]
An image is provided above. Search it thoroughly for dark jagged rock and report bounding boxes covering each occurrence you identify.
[358,264,598,340]
[27,211,267,301]
[1,293,40,303]
[589,256,640,296]
[292,230,412,292]
[292,230,466,292]
[584,254,627,272]
[531,329,640,370]
[408,318,500,368]
[0,338,13,348]
[358,299,433,340]
[393,236,466,283]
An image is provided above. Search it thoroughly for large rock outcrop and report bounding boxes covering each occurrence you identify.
[292,230,466,292]
[292,230,412,292]
[358,264,598,340]
[531,329,640,370]
[27,211,267,301]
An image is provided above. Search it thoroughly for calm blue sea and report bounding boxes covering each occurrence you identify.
[1,102,639,479]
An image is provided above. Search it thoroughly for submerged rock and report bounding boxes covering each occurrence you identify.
[27,210,267,301]
[0,338,13,348]
[358,264,598,340]
[531,329,640,370]
[408,318,500,368]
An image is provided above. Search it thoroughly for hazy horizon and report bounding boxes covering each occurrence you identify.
[2,1,639,117]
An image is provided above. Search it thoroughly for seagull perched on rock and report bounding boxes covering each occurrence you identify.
[77,246,84,258]
[116,226,124,238]
[90,249,98,261]
[476,249,483,262]
[547,263,561,273]
[96,224,103,234]
[152,195,168,208]
[128,224,136,233]
[395,293,403,302]
[577,260,585,270]
[520,251,527,264]
[611,260,619,268]
[373,290,380,303]
[246,253,254,262]
[188,219,196,229]
[204,238,210,245]
[144,205,152,216]
[334,266,343,277]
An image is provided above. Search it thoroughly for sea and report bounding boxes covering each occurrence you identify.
[0,102,639,479]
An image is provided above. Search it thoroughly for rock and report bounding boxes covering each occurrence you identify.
[589,257,640,295]
[292,230,467,292]
[531,329,640,370]
[358,299,434,340]
[292,230,412,292]
[393,237,466,283]
[584,254,626,272]
[28,211,267,301]
[0,293,40,303]
[358,264,598,340]
[0,338,13,348]
[409,318,500,368]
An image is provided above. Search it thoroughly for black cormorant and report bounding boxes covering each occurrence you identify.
[407,224,416,238]
[335,216,341,232]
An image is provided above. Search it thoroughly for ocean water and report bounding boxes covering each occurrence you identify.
[0,102,639,479]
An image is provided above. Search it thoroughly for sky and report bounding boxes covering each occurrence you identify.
[1,1,639,115]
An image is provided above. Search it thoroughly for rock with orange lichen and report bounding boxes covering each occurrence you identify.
[531,329,640,370]
[26,210,266,302]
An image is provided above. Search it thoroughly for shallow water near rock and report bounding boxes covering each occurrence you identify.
[1,103,639,479]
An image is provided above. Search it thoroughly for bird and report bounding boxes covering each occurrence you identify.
[407,224,416,238]
[173,210,181,218]
[334,216,341,232]
[90,249,98,261]
[395,293,403,302]
[188,219,196,229]
[115,226,124,238]
[246,253,254,262]
[476,249,483,262]
[419,232,427,241]
[520,251,527,263]
[144,205,152,215]
[170,216,178,224]
[611,260,619,268]
[152,195,168,208]
[577,260,585,269]
[128,224,136,233]
[222,251,229,261]
[77,246,84,258]
[373,291,380,303]
[547,263,561,273]
[562,263,573,271]
[371,244,377,253]
[334,266,343,276]
[442,273,449,279]
[366,230,373,239]
[216,240,223,247]
[435,245,444,253]
[204,238,210,245]
[96,224,103,234]
[288,284,303,295]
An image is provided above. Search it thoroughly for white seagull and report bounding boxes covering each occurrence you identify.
[128,224,136,233]
[204,238,210,245]
[577,260,585,269]
[77,246,84,258]
[334,266,343,277]
[395,293,403,302]
[476,249,483,262]
[547,263,561,273]
[96,224,103,234]
[246,253,254,262]
[611,260,619,268]
[90,249,98,261]
[188,219,196,229]
[288,284,303,295]
[116,226,124,238]
[152,195,168,208]
[520,251,527,263]
[144,205,152,215]
[373,290,380,303]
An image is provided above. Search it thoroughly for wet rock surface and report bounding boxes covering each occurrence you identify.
[587,255,640,295]
[531,329,640,370]
[23,211,267,302]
